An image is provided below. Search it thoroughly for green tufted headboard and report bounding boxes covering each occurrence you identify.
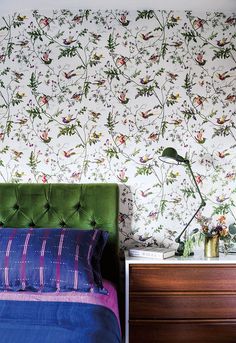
[0,183,120,285]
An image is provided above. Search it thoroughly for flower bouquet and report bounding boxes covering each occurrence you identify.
[183,214,232,257]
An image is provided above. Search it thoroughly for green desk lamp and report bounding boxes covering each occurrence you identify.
[159,147,206,256]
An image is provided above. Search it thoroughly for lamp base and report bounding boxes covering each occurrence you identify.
[175,241,194,256]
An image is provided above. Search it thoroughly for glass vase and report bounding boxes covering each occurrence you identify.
[204,235,219,258]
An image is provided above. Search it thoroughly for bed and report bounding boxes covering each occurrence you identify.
[0,183,121,343]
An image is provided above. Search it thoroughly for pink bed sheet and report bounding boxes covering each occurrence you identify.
[0,279,120,327]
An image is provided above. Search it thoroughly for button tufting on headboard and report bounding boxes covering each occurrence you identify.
[44,203,50,210]
[75,203,81,211]
[13,204,19,210]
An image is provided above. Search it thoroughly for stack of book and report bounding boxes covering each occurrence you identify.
[129,246,175,259]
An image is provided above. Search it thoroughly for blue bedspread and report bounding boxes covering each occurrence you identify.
[0,300,121,343]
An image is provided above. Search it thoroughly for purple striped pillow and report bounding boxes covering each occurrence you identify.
[0,228,107,293]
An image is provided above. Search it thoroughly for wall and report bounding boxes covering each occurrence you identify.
[0,9,235,250]
[1,0,236,12]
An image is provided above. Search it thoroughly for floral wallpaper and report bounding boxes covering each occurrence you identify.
[0,9,235,250]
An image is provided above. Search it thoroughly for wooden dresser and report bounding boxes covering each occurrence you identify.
[125,252,236,343]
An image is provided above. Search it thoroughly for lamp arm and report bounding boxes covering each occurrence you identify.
[186,161,206,205]
[175,160,206,244]
[175,202,205,243]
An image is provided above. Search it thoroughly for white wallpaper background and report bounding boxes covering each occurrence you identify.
[0,9,235,250]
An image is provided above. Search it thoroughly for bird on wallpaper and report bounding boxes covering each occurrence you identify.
[0,55,6,63]
[169,15,180,23]
[62,115,76,124]
[167,72,178,81]
[216,195,229,203]
[139,155,152,163]
[218,150,230,158]
[165,229,178,239]
[93,158,105,165]
[195,53,206,66]
[64,70,77,79]
[140,188,153,197]
[89,111,101,121]
[141,109,154,118]
[119,14,130,26]
[118,169,128,183]
[72,15,83,24]
[141,32,154,41]
[118,213,130,226]
[16,118,28,125]
[12,71,24,81]
[225,94,236,103]
[216,115,230,124]
[116,56,127,67]
[38,95,49,107]
[14,171,24,179]
[169,41,183,48]
[71,93,82,101]
[40,130,51,143]
[116,134,127,145]
[195,175,203,185]
[92,79,106,87]
[15,92,25,99]
[149,54,160,63]
[225,16,236,25]
[195,131,206,144]
[193,95,205,107]
[16,40,29,47]
[217,71,230,80]
[63,149,76,158]
[140,76,153,84]
[217,38,230,47]
[91,53,103,62]
[118,91,129,104]
[226,172,236,180]
[172,197,182,204]
[71,171,81,180]
[171,119,183,125]
[148,132,158,141]
[12,150,23,160]
[169,93,180,102]
[148,211,158,220]
[138,235,152,242]
[16,15,27,21]
[91,132,102,140]
[42,174,47,184]
[193,17,206,30]
[39,17,51,27]
[90,32,101,42]
[41,52,52,64]
[63,36,77,45]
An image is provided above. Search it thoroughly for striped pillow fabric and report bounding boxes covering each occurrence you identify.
[0,228,107,293]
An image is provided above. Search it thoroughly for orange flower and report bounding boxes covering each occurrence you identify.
[217,215,226,224]
[219,226,229,237]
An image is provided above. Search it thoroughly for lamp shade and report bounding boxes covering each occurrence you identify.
[159,147,187,164]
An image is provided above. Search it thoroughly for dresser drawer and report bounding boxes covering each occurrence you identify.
[129,320,236,343]
[130,293,236,319]
[129,264,236,292]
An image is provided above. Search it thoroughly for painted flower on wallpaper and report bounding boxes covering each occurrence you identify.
[0,9,235,249]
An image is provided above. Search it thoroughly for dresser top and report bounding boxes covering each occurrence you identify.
[125,250,236,264]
